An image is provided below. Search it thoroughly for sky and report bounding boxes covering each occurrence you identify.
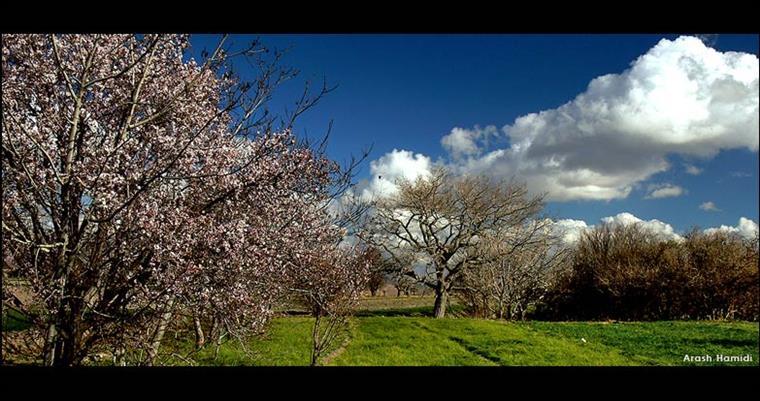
[189,34,759,240]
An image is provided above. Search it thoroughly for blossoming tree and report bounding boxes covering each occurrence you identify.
[1,34,365,366]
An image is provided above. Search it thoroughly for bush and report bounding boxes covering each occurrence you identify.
[537,224,758,321]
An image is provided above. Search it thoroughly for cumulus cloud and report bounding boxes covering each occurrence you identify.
[600,212,683,241]
[704,217,759,239]
[699,201,720,212]
[359,149,433,199]
[645,184,686,199]
[551,219,590,244]
[552,213,760,246]
[684,164,703,175]
[550,212,684,245]
[440,125,499,159]
[444,36,758,201]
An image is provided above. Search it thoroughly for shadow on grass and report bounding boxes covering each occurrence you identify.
[355,305,467,317]
[278,310,312,316]
[683,338,758,347]
[2,308,32,331]
[448,336,505,364]
[356,306,434,317]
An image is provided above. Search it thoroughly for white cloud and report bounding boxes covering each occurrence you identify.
[704,217,759,239]
[550,212,683,245]
[552,219,590,244]
[699,201,720,212]
[445,36,758,201]
[551,213,759,245]
[600,212,683,241]
[360,149,433,199]
[441,125,499,159]
[645,184,685,199]
[684,164,703,175]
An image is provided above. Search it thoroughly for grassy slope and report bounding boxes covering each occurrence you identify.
[176,315,758,366]
[334,318,635,366]
[273,298,760,366]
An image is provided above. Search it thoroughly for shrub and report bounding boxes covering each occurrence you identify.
[537,223,758,321]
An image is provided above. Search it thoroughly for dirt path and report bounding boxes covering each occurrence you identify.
[320,318,356,365]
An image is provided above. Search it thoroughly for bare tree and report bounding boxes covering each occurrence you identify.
[361,167,544,318]
[454,219,570,320]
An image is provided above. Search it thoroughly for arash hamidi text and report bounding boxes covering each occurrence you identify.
[683,354,754,363]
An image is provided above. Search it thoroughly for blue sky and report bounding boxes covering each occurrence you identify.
[189,34,758,235]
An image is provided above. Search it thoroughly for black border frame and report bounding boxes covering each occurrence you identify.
[2,4,758,401]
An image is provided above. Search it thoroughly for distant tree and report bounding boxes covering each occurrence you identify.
[367,273,385,297]
[362,167,544,318]
[392,272,417,297]
[360,247,386,296]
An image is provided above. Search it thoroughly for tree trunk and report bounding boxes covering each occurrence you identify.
[54,325,77,367]
[210,316,225,360]
[145,298,175,366]
[42,323,58,366]
[52,301,85,366]
[310,314,321,366]
[193,314,205,349]
[432,282,448,318]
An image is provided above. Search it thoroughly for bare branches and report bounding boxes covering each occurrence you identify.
[284,77,338,130]
[363,166,547,318]
[456,219,570,320]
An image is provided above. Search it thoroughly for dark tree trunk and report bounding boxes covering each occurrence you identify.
[310,314,321,366]
[42,323,58,366]
[52,300,85,366]
[54,328,76,367]
[433,281,448,318]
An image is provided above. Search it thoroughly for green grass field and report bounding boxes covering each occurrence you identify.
[180,316,757,366]
[162,297,759,366]
[4,297,758,366]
